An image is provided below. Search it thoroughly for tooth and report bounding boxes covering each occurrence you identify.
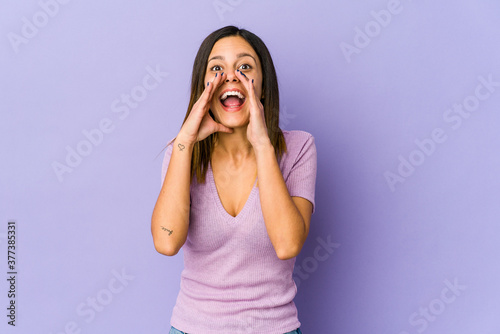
[221,90,245,101]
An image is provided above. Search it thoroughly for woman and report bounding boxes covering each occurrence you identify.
[151,26,317,334]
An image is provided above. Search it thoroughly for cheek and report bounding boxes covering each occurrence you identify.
[255,76,264,97]
[204,71,214,84]
[257,83,264,99]
[209,97,219,112]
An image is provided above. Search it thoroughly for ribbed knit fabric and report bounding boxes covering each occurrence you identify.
[160,130,317,334]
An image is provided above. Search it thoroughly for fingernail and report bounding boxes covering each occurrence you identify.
[241,72,247,78]
[221,72,224,76]
[207,82,209,86]
[252,79,254,83]
[215,73,218,78]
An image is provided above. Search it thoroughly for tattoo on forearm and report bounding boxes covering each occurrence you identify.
[160,226,173,235]
[178,143,185,151]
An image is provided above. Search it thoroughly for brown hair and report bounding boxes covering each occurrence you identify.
[174,25,286,183]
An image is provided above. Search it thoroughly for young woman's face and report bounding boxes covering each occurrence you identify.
[205,36,263,129]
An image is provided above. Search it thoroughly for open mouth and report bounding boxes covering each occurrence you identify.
[219,89,246,111]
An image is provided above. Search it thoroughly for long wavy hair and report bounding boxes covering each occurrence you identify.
[170,25,286,183]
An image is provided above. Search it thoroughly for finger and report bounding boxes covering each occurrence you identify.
[192,73,221,119]
[207,71,225,102]
[236,70,261,115]
[236,69,251,89]
[201,72,218,102]
[236,70,258,105]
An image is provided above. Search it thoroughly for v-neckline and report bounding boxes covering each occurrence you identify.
[208,162,258,222]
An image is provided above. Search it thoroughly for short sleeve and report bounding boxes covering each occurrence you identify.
[285,133,317,213]
[160,140,174,186]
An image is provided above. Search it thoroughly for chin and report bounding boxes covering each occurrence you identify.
[219,118,248,129]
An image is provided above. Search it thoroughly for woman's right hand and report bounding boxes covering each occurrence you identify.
[177,72,233,145]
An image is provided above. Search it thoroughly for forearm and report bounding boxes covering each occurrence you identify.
[254,141,306,260]
[151,137,193,256]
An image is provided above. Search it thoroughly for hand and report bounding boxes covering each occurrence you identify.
[235,70,271,149]
[177,73,233,145]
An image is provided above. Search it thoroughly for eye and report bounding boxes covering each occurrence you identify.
[239,64,252,70]
[210,65,222,71]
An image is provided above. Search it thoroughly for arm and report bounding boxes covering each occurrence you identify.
[151,73,232,256]
[151,137,194,256]
[237,70,315,260]
[255,142,313,260]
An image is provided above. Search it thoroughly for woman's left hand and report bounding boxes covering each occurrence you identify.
[236,70,271,149]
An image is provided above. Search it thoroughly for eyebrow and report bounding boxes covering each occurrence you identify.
[208,53,257,63]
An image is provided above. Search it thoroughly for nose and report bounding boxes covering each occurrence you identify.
[224,70,240,83]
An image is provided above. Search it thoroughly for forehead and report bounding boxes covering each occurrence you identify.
[208,36,258,61]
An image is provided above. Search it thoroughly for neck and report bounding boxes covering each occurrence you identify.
[214,127,253,161]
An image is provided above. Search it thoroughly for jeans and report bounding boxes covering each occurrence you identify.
[169,325,302,334]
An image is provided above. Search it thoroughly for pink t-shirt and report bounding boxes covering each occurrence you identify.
[160,130,317,334]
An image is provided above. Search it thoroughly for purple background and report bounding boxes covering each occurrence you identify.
[1,0,500,333]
